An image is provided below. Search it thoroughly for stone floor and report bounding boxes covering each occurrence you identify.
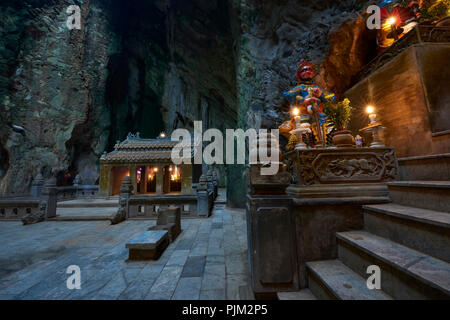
[0,204,249,300]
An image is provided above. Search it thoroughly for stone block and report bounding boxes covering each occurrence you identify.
[149,206,181,242]
[126,230,169,260]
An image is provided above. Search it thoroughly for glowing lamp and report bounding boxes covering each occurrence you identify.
[386,17,396,27]
[289,106,309,150]
[153,167,158,172]
[360,105,386,148]
[159,132,166,138]
[366,105,377,124]
[366,105,375,115]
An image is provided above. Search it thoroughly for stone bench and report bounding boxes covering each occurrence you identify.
[126,230,169,260]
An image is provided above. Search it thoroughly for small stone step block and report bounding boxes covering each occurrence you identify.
[126,230,169,260]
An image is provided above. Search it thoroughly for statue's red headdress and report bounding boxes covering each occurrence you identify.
[296,59,315,81]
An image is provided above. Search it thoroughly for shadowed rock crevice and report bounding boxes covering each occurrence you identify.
[0,141,9,181]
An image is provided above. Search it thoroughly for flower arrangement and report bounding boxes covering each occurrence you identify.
[324,96,353,131]
[423,0,450,20]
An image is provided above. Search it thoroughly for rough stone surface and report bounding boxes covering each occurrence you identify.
[0,1,375,207]
[0,201,249,300]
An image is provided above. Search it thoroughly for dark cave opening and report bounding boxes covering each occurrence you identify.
[104,0,169,150]
[64,117,97,186]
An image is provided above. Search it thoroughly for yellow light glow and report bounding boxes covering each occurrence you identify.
[386,17,396,26]
[366,105,375,114]
[170,165,181,182]
[292,107,300,117]
[153,167,158,172]
[160,132,166,138]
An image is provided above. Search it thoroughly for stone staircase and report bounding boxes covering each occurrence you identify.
[278,153,450,300]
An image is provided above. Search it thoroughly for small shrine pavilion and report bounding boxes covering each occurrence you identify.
[99,133,200,197]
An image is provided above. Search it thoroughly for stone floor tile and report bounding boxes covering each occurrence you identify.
[181,256,206,278]
[172,277,202,300]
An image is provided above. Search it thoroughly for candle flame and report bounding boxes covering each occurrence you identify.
[366,105,375,114]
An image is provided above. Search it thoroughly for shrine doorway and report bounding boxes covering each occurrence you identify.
[136,166,145,194]
[163,165,182,193]
[110,166,130,196]
[146,166,158,193]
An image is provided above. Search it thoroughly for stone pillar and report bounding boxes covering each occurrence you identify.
[42,177,57,219]
[181,164,193,195]
[22,176,57,225]
[110,176,133,224]
[206,169,215,199]
[155,165,163,195]
[30,173,44,198]
[98,162,110,197]
[196,174,210,217]
[73,174,81,198]
[129,165,137,194]
[120,176,133,218]
[212,170,218,198]
[246,131,296,296]
[201,98,209,175]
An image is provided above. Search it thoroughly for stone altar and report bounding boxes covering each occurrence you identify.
[246,147,398,296]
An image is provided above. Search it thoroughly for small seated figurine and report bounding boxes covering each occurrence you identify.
[279,59,334,149]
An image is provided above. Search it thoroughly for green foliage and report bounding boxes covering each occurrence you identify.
[324,98,353,131]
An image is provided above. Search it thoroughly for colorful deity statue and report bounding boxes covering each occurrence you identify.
[279,59,335,149]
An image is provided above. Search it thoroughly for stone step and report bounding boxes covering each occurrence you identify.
[306,259,392,300]
[277,289,317,300]
[387,181,450,212]
[337,231,450,299]
[363,204,450,262]
[397,153,450,181]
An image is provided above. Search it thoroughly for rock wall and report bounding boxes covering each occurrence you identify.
[0,0,117,195]
[0,0,375,201]
[227,0,375,207]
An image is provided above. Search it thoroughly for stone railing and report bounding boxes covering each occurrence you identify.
[0,174,100,223]
[128,194,199,219]
[111,172,216,223]
[56,185,99,201]
[0,198,40,220]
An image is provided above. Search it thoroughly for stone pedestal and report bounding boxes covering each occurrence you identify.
[247,195,298,294]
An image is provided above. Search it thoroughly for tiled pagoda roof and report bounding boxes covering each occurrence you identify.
[100,133,195,163]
